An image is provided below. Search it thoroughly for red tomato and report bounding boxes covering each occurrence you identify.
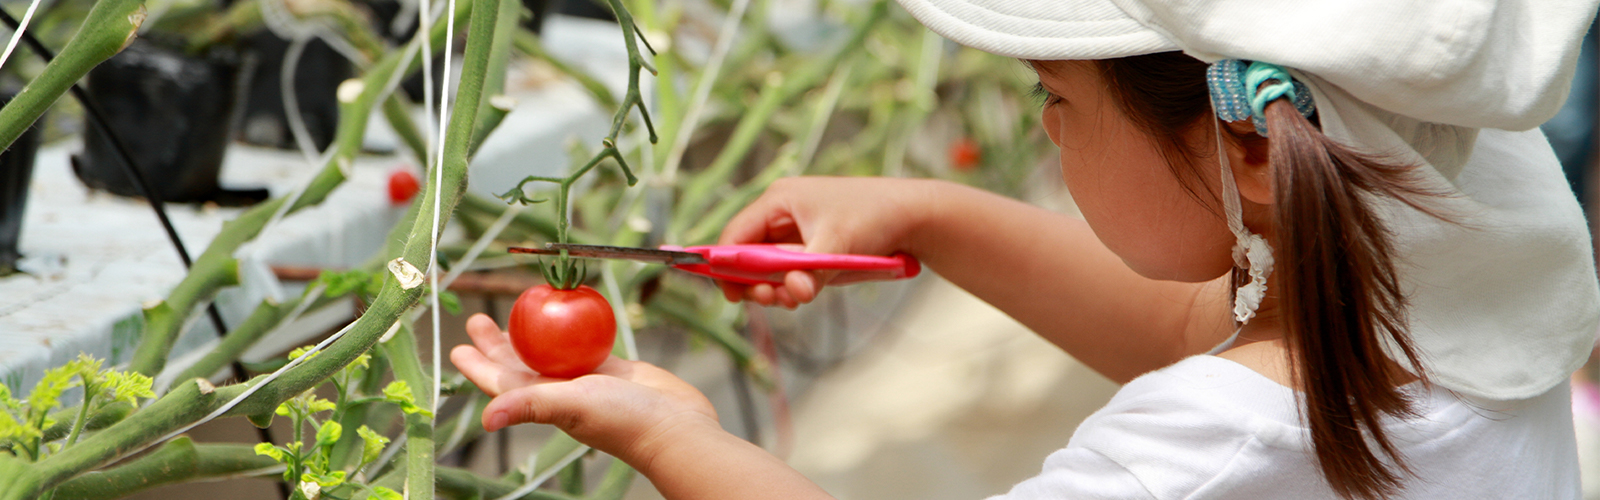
[507,284,616,378]
[388,169,421,205]
[948,137,982,171]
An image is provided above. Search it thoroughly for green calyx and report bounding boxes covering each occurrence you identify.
[538,256,588,290]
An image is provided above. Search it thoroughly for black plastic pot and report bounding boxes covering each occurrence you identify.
[72,39,265,205]
[236,32,352,151]
[0,92,42,275]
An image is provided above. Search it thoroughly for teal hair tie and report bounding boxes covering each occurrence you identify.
[1243,62,1297,118]
[1206,59,1315,136]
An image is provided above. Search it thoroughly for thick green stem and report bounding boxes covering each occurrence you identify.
[0,0,143,151]
[130,258,241,376]
[51,438,277,500]
[382,323,435,500]
[384,94,431,163]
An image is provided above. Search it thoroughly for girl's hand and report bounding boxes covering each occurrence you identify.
[450,313,720,465]
[717,176,944,308]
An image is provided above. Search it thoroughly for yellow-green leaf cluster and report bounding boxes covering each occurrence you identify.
[381,380,434,418]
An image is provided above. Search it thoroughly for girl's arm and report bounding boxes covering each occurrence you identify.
[719,177,1232,382]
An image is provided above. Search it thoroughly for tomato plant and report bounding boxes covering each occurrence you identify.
[948,137,982,171]
[507,284,617,378]
[388,168,421,205]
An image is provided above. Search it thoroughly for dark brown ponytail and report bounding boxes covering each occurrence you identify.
[1263,97,1435,500]
[1094,53,1443,500]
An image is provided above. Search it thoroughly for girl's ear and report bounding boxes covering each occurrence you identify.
[1222,120,1274,205]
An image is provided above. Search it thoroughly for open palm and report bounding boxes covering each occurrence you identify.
[449,313,721,462]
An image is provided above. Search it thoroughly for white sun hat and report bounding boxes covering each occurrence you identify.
[894,0,1600,401]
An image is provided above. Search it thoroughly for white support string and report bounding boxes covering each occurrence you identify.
[281,34,323,166]
[0,0,43,73]
[427,0,459,414]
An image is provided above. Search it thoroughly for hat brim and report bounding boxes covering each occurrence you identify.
[895,0,1179,60]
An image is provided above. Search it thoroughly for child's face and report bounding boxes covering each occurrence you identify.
[1033,60,1236,282]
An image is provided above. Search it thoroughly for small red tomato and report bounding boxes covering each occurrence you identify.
[507,284,616,378]
[948,137,982,171]
[388,169,421,205]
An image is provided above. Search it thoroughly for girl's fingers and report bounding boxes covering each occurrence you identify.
[482,377,604,433]
[718,196,792,246]
[748,283,777,305]
[774,286,798,309]
[465,314,510,352]
[451,345,510,396]
[465,313,524,368]
[784,270,818,304]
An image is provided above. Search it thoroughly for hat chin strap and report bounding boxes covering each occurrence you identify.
[1217,119,1274,325]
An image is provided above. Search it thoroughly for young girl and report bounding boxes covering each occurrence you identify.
[452,0,1600,498]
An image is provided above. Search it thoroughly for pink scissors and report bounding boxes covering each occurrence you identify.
[507,243,921,285]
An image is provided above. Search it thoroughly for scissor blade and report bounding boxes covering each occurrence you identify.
[507,243,708,265]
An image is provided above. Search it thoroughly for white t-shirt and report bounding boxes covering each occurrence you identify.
[988,356,1579,499]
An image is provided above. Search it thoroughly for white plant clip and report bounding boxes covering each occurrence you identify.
[1215,119,1274,324]
[387,258,425,290]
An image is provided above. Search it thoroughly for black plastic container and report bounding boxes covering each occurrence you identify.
[236,32,352,151]
[72,39,262,204]
[0,93,42,275]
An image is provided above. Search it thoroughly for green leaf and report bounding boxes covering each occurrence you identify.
[439,290,463,315]
[65,354,104,388]
[316,269,375,298]
[254,442,287,463]
[381,381,434,418]
[307,396,336,415]
[315,421,343,448]
[287,345,319,361]
[370,486,403,500]
[103,371,155,407]
[357,425,390,466]
[305,470,346,487]
[27,364,79,416]
[0,410,31,442]
[275,402,293,417]
[0,384,19,413]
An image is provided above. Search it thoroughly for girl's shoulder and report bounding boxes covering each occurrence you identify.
[1041,356,1578,499]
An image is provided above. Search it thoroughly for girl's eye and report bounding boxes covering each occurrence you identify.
[1030,82,1061,108]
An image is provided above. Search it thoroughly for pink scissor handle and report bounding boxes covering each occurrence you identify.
[662,244,921,285]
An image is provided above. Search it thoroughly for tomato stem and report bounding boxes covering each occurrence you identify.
[495,0,653,290]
